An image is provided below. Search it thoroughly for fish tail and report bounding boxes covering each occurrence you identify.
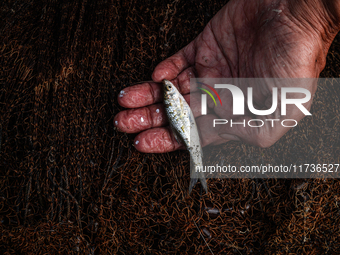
[200,177,208,193]
[189,178,198,194]
[189,176,208,194]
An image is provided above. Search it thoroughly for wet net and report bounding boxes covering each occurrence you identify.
[1,0,340,254]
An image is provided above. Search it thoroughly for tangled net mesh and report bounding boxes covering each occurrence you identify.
[1,0,340,254]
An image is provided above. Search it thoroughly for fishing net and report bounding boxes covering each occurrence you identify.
[1,0,340,254]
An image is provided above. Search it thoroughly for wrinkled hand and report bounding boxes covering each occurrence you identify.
[114,0,339,152]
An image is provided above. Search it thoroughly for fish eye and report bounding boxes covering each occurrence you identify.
[166,85,171,91]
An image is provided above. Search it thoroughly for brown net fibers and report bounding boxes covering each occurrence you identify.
[1,0,340,254]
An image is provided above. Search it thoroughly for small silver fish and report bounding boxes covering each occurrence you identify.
[163,79,208,194]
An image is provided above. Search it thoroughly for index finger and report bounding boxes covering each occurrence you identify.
[118,69,198,109]
[152,42,195,82]
[118,82,162,108]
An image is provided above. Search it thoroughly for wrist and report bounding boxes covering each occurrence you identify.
[287,0,340,45]
[321,0,340,31]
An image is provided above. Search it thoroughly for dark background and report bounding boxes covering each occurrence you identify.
[1,0,339,254]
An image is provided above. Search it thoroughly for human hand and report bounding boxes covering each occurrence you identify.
[114,0,340,152]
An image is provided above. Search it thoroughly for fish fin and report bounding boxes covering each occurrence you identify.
[189,178,198,194]
[189,177,208,194]
[187,106,204,158]
[200,177,208,194]
[187,106,195,125]
[179,97,184,111]
[169,124,181,144]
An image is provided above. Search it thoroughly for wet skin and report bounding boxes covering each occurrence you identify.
[114,0,340,153]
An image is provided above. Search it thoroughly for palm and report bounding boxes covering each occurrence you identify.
[192,1,321,78]
[183,1,320,147]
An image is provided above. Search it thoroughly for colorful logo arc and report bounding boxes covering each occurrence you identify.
[197,82,222,106]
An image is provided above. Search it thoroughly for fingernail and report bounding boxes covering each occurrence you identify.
[119,90,126,97]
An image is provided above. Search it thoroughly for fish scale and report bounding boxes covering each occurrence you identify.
[163,79,208,194]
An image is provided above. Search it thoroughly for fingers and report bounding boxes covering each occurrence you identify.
[134,127,185,153]
[114,103,167,133]
[170,66,197,94]
[115,41,200,153]
[118,82,162,108]
[115,92,204,133]
[129,112,232,154]
[118,67,198,109]
[152,42,196,82]
[128,113,302,153]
